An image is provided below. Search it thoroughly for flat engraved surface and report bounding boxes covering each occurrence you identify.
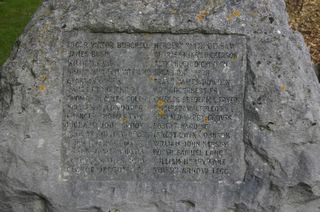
[62,32,246,181]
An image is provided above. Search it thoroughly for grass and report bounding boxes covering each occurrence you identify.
[0,0,42,66]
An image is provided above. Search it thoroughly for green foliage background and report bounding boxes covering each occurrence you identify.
[0,0,42,66]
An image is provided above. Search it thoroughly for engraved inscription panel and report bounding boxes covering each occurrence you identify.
[62,33,246,181]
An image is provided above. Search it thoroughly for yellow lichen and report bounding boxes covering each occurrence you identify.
[231,54,238,62]
[156,98,166,118]
[38,84,46,92]
[227,9,241,22]
[204,116,209,124]
[196,10,209,22]
[156,98,166,108]
[226,14,233,22]
[39,74,48,82]
[280,84,286,92]
[120,116,128,124]
[232,10,241,17]
[158,110,166,118]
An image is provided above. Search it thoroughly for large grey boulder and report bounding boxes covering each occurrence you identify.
[1,0,320,211]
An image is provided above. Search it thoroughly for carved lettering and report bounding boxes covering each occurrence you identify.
[62,33,246,181]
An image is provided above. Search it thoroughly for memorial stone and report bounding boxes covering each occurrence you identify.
[1,0,320,211]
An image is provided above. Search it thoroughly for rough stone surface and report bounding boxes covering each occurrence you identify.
[1,0,320,212]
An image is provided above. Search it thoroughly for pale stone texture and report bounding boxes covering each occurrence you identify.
[1,0,320,212]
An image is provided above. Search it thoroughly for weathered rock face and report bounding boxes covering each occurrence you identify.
[1,0,320,211]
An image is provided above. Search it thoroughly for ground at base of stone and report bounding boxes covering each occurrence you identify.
[285,0,320,66]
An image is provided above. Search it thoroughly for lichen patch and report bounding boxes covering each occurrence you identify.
[39,84,46,92]
[156,98,166,118]
[196,10,209,22]
[227,9,241,22]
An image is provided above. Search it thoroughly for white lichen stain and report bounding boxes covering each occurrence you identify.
[169,16,175,26]
[222,63,230,73]
[62,172,69,178]
[38,138,45,148]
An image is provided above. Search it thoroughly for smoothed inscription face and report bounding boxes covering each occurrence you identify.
[61,33,246,182]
